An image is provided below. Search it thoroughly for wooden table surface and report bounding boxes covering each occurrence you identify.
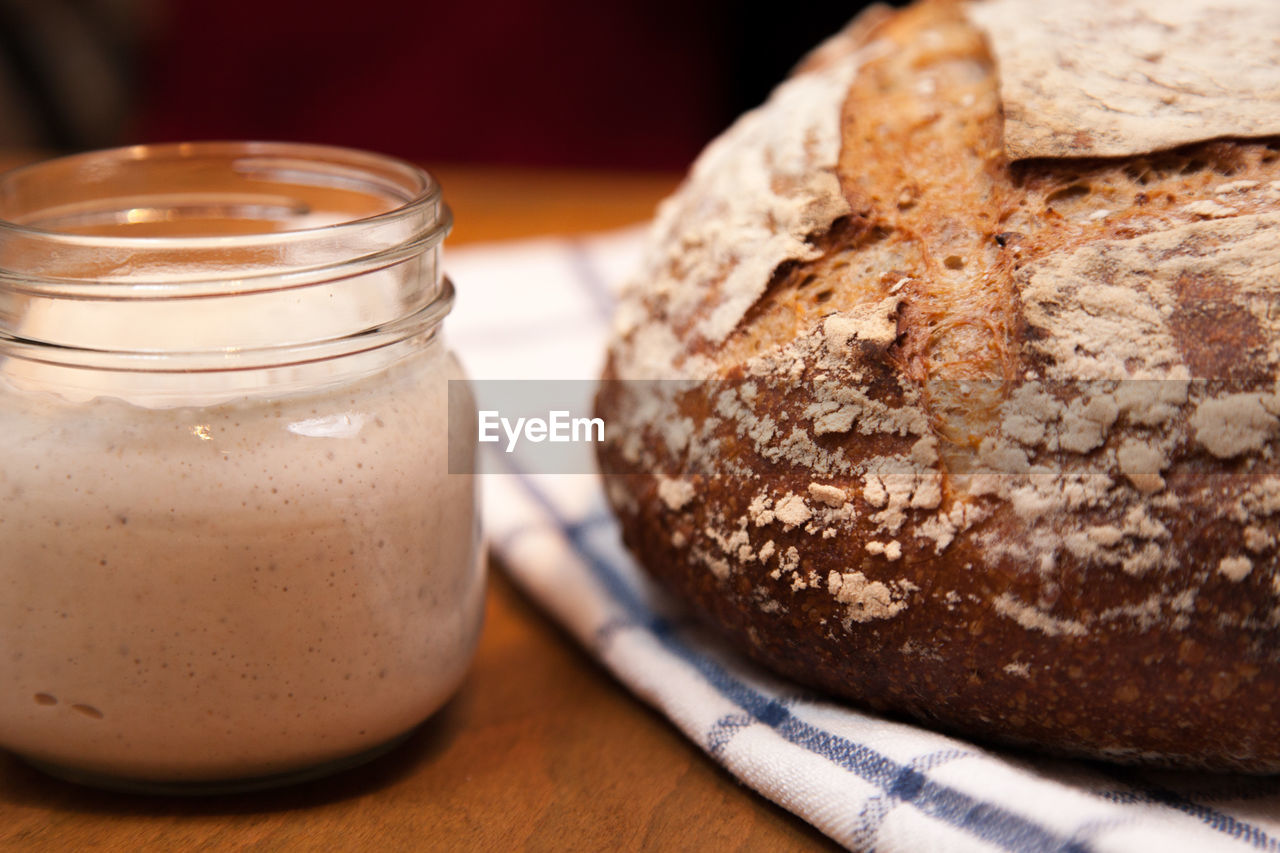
[0,160,840,852]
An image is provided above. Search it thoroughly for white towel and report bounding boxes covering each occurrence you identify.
[445,230,1280,853]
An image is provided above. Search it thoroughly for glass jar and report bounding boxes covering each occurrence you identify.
[0,142,483,794]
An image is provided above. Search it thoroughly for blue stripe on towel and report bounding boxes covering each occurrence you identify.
[1092,769,1279,852]
[507,468,1093,853]
[553,477,1280,851]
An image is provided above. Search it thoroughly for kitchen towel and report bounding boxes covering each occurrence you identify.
[445,230,1280,853]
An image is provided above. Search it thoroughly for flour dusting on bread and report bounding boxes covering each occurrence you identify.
[611,50,862,376]
[597,0,1280,770]
[966,0,1280,159]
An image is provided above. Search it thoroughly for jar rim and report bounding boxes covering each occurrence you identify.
[0,141,447,250]
[0,142,455,369]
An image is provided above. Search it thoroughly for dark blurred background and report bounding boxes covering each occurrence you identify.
[0,0,885,171]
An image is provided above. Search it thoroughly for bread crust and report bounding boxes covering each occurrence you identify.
[596,0,1280,770]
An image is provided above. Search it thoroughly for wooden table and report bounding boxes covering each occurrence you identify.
[0,162,839,851]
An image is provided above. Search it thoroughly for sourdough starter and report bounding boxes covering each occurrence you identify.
[0,345,482,782]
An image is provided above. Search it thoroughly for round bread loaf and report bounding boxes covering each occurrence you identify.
[595,0,1280,770]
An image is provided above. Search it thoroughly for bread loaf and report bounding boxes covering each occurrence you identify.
[595,0,1280,770]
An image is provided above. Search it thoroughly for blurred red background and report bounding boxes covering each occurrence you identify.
[0,0,880,171]
[139,1,728,170]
